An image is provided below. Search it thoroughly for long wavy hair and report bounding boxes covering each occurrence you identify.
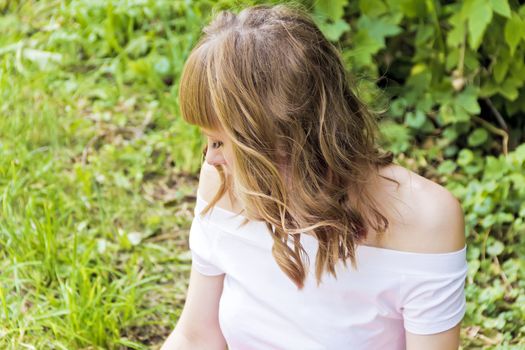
[178,3,398,289]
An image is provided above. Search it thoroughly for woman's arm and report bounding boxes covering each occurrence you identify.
[403,177,466,350]
[161,161,228,349]
[160,266,227,350]
[406,324,461,350]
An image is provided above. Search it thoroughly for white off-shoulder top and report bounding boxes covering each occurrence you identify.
[188,189,468,350]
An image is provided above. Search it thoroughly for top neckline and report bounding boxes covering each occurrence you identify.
[195,189,467,258]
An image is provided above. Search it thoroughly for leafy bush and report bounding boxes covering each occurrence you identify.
[440,145,525,345]
[306,0,525,158]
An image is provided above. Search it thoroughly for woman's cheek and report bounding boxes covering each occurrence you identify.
[226,153,237,172]
[225,154,233,167]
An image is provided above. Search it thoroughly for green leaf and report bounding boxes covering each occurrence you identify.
[349,30,383,66]
[493,57,510,83]
[437,160,457,174]
[415,24,434,46]
[420,119,435,133]
[415,93,433,112]
[379,121,411,153]
[483,156,508,180]
[520,202,525,217]
[438,104,456,125]
[405,110,426,129]
[462,0,477,16]
[389,98,407,118]
[443,126,459,141]
[447,12,466,47]
[468,128,489,146]
[464,162,483,175]
[406,64,432,91]
[502,258,521,283]
[496,212,514,223]
[397,0,426,18]
[457,148,474,166]
[473,195,494,214]
[515,143,525,163]
[314,0,348,21]
[319,19,351,42]
[483,316,506,329]
[498,78,520,100]
[468,0,493,50]
[504,13,524,56]
[490,0,511,18]
[359,0,387,17]
[453,104,471,122]
[467,259,481,279]
[479,282,504,302]
[482,214,496,228]
[455,88,481,114]
[480,80,499,97]
[357,15,402,46]
[487,239,504,256]
[444,145,459,157]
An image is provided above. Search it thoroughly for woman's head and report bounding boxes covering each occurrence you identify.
[178,4,395,289]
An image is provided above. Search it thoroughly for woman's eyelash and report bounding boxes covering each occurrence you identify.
[211,141,223,149]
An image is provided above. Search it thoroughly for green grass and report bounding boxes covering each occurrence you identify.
[0,61,193,348]
[0,1,205,348]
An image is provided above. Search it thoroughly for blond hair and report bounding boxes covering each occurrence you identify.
[178,3,397,289]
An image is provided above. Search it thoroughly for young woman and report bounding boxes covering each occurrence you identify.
[162,4,467,350]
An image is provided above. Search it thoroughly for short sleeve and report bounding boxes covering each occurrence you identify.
[188,213,224,276]
[400,255,468,335]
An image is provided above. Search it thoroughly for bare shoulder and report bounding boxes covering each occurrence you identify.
[198,162,242,214]
[375,164,466,254]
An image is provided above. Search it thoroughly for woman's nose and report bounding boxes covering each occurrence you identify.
[205,147,227,166]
